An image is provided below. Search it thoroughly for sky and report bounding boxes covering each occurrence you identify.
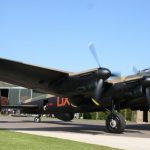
[0,0,150,75]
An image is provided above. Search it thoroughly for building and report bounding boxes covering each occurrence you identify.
[0,81,43,105]
[132,111,150,123]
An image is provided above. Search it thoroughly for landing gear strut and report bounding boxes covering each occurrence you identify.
[106,100,126,133]
[34,114,41,123]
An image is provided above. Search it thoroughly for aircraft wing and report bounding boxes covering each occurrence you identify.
[0,58,70,93]
[107,75,143,84]
[106,75,143,90]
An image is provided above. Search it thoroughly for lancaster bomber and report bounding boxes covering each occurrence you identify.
[0,44,150,133]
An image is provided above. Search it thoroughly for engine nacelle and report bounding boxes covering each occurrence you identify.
[142,77,150,87]
[55,113,74,121]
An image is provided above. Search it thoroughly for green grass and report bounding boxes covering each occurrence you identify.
[0,130,119,150]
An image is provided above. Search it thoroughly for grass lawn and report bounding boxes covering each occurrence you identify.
[0,130,119,150]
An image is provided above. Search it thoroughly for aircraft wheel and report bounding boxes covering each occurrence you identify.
[34,117,41,123]
[106,112,126,133]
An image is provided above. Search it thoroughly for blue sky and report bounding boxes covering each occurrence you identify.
[0,0,150,75]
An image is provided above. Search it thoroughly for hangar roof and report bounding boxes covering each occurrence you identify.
[0,81,20,88]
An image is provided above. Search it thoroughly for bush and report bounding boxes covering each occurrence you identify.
[83,113,92,119]
[82,109,132,121]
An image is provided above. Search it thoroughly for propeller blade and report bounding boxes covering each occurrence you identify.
[146,87,150,108]
[132,65,139,74]
[111,72,121,77]
[88,42,101,68]
[95,79,103,100]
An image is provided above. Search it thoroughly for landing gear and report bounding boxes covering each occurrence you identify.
[34,114,41,123]
[105,100,126,133]
[106,112,126,133]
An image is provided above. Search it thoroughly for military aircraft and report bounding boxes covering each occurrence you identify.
[0,44,150,133]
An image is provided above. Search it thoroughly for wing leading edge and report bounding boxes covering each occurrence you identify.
[0,58,70,93]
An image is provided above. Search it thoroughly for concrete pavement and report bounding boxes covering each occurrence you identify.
[0,116,150,150]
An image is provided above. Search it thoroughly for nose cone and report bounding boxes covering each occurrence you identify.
[97,68,111,80]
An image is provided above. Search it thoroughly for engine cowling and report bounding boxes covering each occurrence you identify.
[141,77,150,108]
[145,87,150,108]
[142,77,150,87]
[55,113,74,121]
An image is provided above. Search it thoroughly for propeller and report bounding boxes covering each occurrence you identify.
[88,42,101,68]
[95,79,103,100]
[133,67,150,108]
[141,77,150,108]
[88,42,120,77]
[88,42,105,100]
[88,42,120,101]
[146,87,150,108]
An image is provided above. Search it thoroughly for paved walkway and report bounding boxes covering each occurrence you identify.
[15,130,150,150]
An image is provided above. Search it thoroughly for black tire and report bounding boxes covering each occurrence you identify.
[106,112,126,133]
